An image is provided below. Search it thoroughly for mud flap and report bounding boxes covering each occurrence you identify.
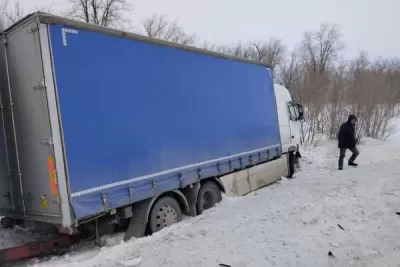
[123,199,152,242]
[181,183,201,217]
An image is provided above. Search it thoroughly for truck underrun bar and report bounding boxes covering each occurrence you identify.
[0,235,75,264]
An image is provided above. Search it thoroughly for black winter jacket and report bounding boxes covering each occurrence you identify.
[338,115,357,149]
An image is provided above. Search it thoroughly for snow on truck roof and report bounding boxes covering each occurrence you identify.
[2,12,272,69]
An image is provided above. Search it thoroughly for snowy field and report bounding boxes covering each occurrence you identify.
[2,117,400,267]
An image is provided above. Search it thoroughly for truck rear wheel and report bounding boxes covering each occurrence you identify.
[196,181,222,215]
[149,196,182,234]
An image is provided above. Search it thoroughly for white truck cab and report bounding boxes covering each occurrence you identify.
[274,83,304,177]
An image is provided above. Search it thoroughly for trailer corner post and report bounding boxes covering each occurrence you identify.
[39,22,74,227]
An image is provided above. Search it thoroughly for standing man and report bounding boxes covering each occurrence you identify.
[338,114,359,170]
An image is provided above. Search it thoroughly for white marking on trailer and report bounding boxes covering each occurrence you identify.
[61,28,78,46]
[71,144,281,197]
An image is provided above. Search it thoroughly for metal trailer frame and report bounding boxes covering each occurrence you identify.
[0,15,74,228]
[0,12,282,230]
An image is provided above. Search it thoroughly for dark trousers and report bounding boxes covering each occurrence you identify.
[338,147,359,169]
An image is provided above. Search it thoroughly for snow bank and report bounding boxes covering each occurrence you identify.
[29,126,400,267]
[2,116,400,267]
[387,116,400,143]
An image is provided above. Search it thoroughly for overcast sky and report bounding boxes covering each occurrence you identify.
[14,0,400,59]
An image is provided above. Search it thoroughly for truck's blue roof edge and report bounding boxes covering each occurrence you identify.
[2,11,272,69]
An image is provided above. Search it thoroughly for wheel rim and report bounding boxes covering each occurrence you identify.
[202,191,215,210]
[155,204,178,230]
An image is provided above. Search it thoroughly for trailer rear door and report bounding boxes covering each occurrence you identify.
[2,20,64,224]
[0,98,13,212]
[0,35,15,213]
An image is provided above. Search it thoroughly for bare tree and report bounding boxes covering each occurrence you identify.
[301,23,344,75]
[0,0,24,30]
[67,0,132,29]
[199,41,242,56]
[142,14,167,39]
[293,23,345,142]
[199,41,220,52]
[327,58,349,139]
[220,42,254,59]
[5,0,24,25]
[278,48,305,101]
[0,0,7,31]
[0,0,55,31]
[202,39,285,68]
[251,38,285,72]
[141,14,195,45]
[34,1,56,13]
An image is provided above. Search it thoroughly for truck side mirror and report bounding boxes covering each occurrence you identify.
[287,102,298,121]
[297,104,305,121]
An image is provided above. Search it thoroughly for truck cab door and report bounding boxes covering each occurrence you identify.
[287,101,303,147]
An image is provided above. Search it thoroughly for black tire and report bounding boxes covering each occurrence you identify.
[149,196,182,234]
[0,217,14,229]
[196,181,222,215]
[288,152,295,178]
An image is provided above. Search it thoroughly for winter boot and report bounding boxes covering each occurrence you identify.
[348,161,358,167]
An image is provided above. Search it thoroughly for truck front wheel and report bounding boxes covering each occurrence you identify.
[149,196,182,234]
[196,181,222,215]
[288,152,295,178]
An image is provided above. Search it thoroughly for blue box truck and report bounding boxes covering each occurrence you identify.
[0,12,304,262]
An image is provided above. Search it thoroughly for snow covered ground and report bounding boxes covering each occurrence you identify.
[3,119,400,267]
